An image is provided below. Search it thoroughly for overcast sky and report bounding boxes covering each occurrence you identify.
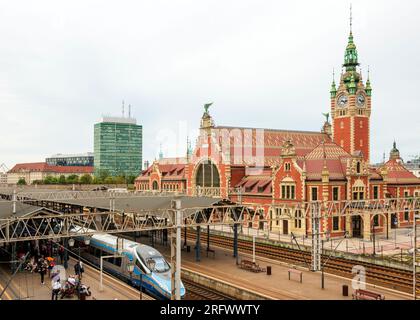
[0,0,419,170]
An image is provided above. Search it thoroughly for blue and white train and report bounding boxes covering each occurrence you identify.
[70,227,185,299]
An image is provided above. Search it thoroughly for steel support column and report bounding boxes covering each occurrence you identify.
[170,199,182,300]
[233,223,238,258]
[414,213,419,300]
[207,225,210,251]
[195,226,201,262]
[311,203,321,272]
[184,219,187,248]
[63,238,69,269]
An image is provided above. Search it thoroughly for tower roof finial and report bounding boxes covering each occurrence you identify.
[350,3,353,34]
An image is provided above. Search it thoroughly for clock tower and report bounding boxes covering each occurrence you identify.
[331,13,372,163]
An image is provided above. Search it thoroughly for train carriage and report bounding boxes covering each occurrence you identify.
[70,227,185,299]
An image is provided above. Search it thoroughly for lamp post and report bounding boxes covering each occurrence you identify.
[321,239,325,289]
[68,237,90,279]
[127,262,134,286]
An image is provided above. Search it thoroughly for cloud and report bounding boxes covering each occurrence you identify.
[0,0,419,169]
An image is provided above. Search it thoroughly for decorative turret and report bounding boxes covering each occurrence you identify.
[343,32,359,72]
[365,67,372,96]
[330,71,337,98]
[348,73,357,94]
[343,6,359,72]
[389,141,401,161]
[159,144,163,160]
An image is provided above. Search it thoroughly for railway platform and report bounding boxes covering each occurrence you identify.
[0,258,153,300]
[150,238,410,300]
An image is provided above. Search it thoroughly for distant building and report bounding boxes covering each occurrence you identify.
[46,152,94,167]
[0,164,8,184]
[406,157,420,178]
[94,116,142,177]
[7,162,93,184]
[135,157,187,192]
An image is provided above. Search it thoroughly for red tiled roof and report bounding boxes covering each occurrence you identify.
[9,162,93,174]
[199,126,330,166]
[136,161,186,181]
[304,141,351,180]
[383,159,420,184]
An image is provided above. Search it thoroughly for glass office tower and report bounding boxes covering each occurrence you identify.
[94,117,142,177]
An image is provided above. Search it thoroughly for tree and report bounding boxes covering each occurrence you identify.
[17,178,26,185]
[115,176,126,184]
[104,176,115,184]
[97,169,110,182]
[80,174,92,184]
[44,175,57,184]
[92,176,102,184]
[58,175,66,184]
[66,174,79,184]
[127,175,136,184]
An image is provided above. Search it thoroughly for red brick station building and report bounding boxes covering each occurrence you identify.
[136,28,420,240]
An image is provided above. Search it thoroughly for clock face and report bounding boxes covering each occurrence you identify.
[337,95,348,108]
[357,94,365,107]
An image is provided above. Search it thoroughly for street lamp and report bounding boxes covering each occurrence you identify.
[127,262,134,285]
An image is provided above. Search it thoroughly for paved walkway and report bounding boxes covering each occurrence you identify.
[0,258,152,300]
[149,237,410,300]
[210,225,416,257]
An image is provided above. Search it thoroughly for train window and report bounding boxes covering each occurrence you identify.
[114,257,122,267]
[94,248,101,258]
[135,259,147,273]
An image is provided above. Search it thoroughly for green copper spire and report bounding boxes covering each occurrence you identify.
[343,5,359,72]
[348,72,357,94]
[365,66,372,96]
[330,69,337,98]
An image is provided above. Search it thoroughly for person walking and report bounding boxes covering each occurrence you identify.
[51,279,61,300]
[58,246,64,264]
[37,256,48,285]
[74,261,84,280]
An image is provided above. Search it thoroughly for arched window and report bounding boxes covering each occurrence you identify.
[195,161,220,188]
[152,180,159,190]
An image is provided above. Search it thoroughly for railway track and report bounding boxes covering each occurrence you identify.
[182,278,234,300]
[186,230,419,294]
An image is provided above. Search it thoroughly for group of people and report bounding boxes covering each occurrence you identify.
[24,255,56,285]
[51,271,90,300]
[22,241,89,300]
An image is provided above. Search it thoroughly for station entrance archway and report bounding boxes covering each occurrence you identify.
[195,161,220,188]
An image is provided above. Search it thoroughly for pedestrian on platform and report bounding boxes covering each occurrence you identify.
[58,246,64,264]
[37,256,48,285]
[47,258,55,277]
[74,261,84,280]
[51,279,61,300]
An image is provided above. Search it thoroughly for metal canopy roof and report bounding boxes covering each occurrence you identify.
[58,195,224,213]
[0,201,61,219]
